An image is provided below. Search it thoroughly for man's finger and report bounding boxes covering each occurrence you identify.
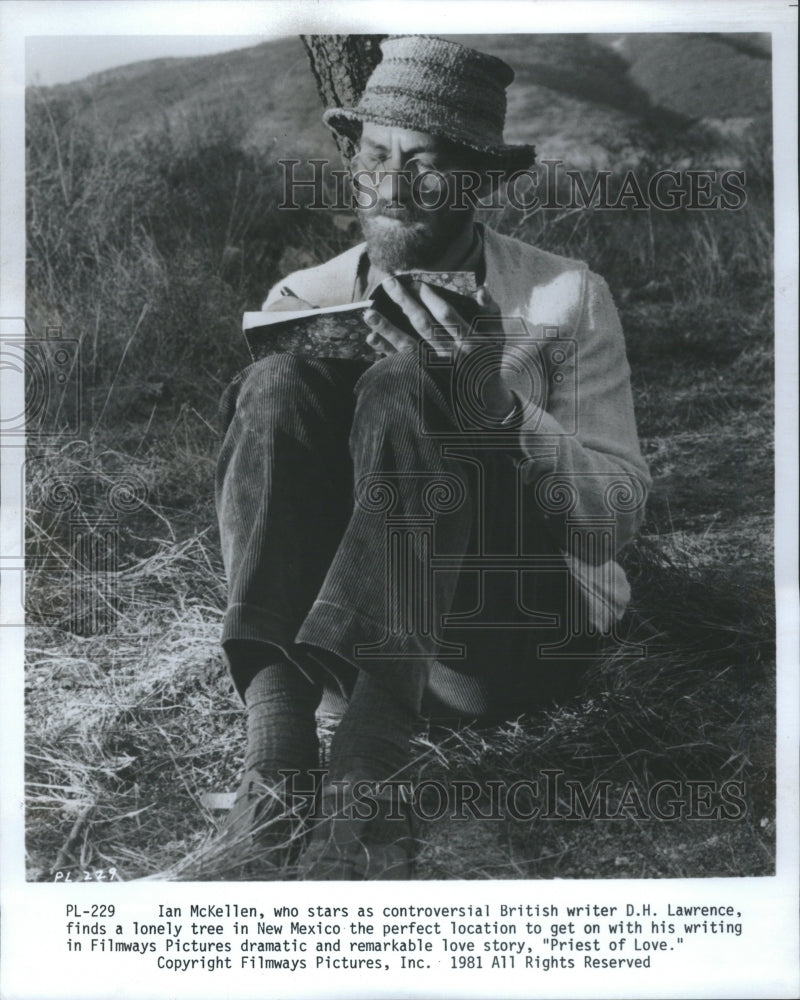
[365,329,393,355]
[417,284,465,341]
[266,295,314,313]
[365,307,453,360]
[475,285,499,314]
[364,308,415,353]
[381,278,437,343]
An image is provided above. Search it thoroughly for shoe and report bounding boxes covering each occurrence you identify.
[172,768,306,881]
[298,775,416,881]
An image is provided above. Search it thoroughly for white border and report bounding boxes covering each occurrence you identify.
[1,3,797,999]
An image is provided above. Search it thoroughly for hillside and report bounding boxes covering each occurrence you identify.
[37,32,772,168]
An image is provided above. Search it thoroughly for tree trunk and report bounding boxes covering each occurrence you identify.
[300,35,385,163]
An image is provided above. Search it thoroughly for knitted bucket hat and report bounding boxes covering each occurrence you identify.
[322,35,535,172]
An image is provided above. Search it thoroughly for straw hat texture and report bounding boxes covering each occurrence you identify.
[323,35,536,171]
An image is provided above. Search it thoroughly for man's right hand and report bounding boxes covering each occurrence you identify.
[266,294,313,313]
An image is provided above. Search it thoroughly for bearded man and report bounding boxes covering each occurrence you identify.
[212,35,650,880]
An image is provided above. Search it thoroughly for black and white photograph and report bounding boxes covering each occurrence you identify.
[1,2,797,998]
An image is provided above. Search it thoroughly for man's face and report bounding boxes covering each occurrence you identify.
[353,122,477,273]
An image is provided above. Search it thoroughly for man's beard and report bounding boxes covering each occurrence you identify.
[358,202,471,273]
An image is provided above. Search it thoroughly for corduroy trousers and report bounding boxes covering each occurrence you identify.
[216,351,596,720]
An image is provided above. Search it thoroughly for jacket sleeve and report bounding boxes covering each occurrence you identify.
[514,269,651,555]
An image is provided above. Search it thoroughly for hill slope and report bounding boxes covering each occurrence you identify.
[37,32,771,168]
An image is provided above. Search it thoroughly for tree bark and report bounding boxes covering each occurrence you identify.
[300,35,385,163]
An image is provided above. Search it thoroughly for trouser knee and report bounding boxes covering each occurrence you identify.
[219,354,325,433]
[353,351,451,434]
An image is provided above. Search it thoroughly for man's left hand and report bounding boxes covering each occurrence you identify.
[364,279,517,419]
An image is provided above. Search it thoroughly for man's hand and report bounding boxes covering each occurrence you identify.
[364,279,517,418]
[267,294,313,313]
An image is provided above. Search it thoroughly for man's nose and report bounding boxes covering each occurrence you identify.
[378,162,413,204]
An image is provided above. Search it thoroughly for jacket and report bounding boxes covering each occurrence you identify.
[263,225,651,628]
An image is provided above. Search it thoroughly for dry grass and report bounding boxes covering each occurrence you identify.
[24,517,774,881]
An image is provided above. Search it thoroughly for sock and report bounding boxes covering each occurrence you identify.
[328,664,427,783]
[242,662,322,786]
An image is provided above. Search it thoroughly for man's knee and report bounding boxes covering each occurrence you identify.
[354,351,446,426]
[221,354,322,430]
[240,353,321,405]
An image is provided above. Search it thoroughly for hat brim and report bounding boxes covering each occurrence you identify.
[323,107,536,174]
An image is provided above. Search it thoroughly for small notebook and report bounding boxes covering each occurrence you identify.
[242,270,479,362]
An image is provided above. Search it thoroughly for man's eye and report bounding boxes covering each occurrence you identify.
[352,152,382,171]
[410,160,441,175]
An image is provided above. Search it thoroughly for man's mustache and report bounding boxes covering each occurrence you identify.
[358,198,430,222]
